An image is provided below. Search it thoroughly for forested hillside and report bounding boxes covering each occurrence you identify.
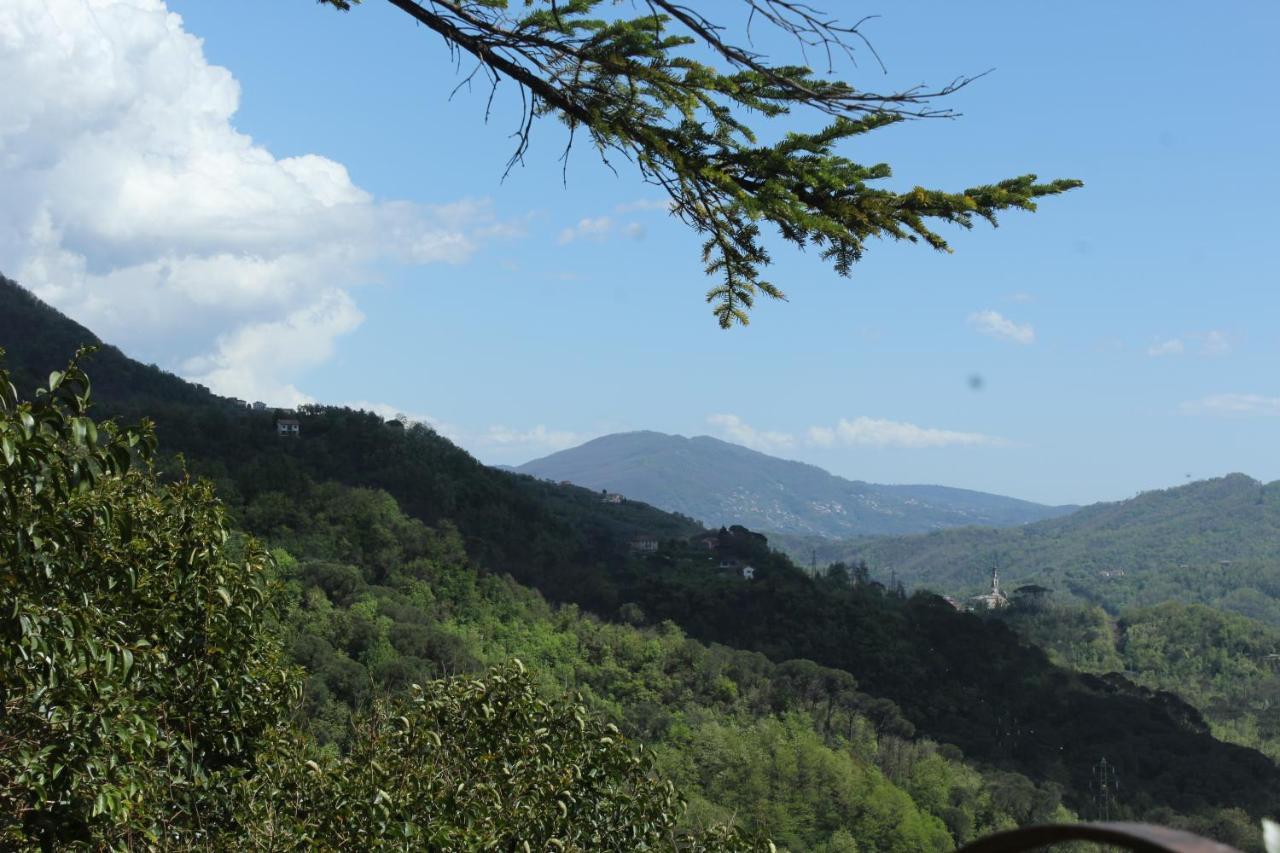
[251,479,1076,849]
[999,600,1280,764]
[784,475,1280,622]
[2,275,1277,849]
[518,431,1072,537]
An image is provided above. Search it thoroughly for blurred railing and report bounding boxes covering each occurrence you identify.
[957,822,1243,852]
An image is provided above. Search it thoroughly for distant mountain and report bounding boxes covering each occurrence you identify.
[517,431,1074,537]
[10,274,1280,832]
[796,473,1280,622]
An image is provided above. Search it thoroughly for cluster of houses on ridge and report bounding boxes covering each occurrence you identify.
[222,397,302,437]
[628,532,758,580]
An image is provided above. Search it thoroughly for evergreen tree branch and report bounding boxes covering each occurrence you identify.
[320,0,1082,326]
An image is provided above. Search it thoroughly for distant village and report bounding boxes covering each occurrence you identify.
[941,567,1053,614]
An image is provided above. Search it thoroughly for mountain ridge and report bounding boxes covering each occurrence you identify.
[518,429,1076,537]
[6,273,1280,836]
[784,472,1280,622]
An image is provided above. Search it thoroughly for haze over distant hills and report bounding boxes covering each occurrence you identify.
[788,473,1280,622]
[517,431,1075,537]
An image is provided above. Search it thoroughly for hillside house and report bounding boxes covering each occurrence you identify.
[629,536,659,553]
[276,417,300,437]
[969,567,1009,611]
[601,491,624,504]
[740,565,756,580]
[718,558,741,571]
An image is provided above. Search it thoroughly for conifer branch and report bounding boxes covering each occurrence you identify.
[321,0,1082,326]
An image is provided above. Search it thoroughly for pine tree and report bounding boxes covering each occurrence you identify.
[320,0,1081,326]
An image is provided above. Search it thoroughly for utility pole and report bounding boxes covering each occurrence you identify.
[1092,756,1119,822]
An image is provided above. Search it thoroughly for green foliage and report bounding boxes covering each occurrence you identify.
[0,359,755,849]
[1002,601,1280,763]
[4,327,1275,848]
[0,351,296,847]
[245,479,1071,849]
[320,1,1079,326]
[232,662,764,851]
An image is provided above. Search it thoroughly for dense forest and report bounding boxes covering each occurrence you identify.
[997,599,1280,764]
[779,474,1280,624]
[248,479,1076,850]
[3,276,1279,849]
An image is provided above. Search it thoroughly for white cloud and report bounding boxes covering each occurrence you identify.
[1010,291,1034,303]
[967,310,1035,345]
[1147,330,1233,358]
[557,216,613,244]
[184,289,362,406]
[1199,329,1231,356]
[0,0,506,401]
[340,402,585,457]
[558,213,650,244]
[477,425,586,451]
[806,417,1003,449]
[614,198,672,213]
[1147,338,1184,357]
[707,414,795,452]
[1180,394,1280,417]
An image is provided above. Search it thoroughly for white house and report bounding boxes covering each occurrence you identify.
[741,565,756,581]
[276,418,300,437]
[629,537,659,553]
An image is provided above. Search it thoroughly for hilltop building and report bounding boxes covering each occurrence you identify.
[969,566,1009,611]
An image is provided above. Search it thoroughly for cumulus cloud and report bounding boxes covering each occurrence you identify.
[557,213,650,244]
[557,216,614,244]
[707,414,795,452]
[0,0,505,404]
[1147,338,1185,357]
[968,310,1035,345]
[1180,394,1280,417]
[806,417,1003,449]
[184,289,362,407]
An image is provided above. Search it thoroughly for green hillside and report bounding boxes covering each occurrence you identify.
[785,474,1280,622]
[3,275,1277,848]
[1000,600,1280,763]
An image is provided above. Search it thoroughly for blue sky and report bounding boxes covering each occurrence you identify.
[3,1,1277,505]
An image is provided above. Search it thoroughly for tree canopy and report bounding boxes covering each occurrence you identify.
[0,354,760,849]
[319,0,1081,326]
